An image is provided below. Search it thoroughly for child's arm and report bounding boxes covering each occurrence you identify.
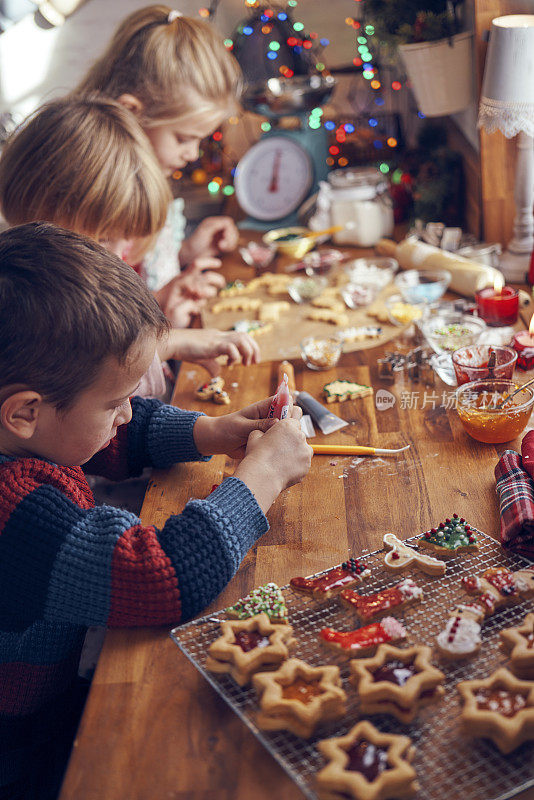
[179,216,239,266]
[158,327,260,367]
[83,396,210,481]
[0,414,311,626]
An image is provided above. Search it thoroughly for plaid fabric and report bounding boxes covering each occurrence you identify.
[495,449,534,558]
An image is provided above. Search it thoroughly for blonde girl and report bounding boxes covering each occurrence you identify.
[76,5,243,320]
[0,96,259,394]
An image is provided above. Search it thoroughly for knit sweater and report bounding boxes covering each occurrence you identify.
[0,397,268,785]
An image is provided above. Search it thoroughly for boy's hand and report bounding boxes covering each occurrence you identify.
[193,396,298,460]
[234,415,313,513]
[180,217,239,265]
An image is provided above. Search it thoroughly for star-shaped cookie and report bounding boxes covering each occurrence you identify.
[205,613,294,687]
[500,613,534,680]
[349,644,445,723]
[316,719,418,800]
[457,667,534,753]
[253,657,346,738]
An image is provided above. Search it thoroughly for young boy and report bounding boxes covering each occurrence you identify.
[0,223,312,798]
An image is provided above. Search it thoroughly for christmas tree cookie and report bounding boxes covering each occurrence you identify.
[417,515,478,559]
[226,582,288,624]
[323,379,373,404]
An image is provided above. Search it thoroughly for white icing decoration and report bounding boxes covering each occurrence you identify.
[397,578,423,600]
[436,616,481,655]
[380,616,406,639]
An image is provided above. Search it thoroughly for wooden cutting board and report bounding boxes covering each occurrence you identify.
[201,278,403,362]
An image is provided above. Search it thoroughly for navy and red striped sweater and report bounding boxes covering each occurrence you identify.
[0,396,268,785]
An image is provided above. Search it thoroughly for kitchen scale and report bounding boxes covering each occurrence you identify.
[235,74,335,230]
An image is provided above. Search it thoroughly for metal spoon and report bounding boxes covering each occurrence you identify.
[493,376,534,409]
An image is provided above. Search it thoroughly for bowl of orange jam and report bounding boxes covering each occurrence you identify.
[455,379,534,443]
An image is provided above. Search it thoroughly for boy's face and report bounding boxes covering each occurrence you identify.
[144,110,223,177]
[32,334,157,466]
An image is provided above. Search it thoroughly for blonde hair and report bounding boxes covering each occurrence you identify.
[0,95,171,242]
[76,5,242,127]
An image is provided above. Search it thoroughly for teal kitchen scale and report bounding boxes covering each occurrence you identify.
[235,74,335,230]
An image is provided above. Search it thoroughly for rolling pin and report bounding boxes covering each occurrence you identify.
[376,237,504,298]
[277,360,296,391]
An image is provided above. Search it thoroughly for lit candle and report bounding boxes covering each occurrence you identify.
[475,275,519,327]
[513,314,534,371]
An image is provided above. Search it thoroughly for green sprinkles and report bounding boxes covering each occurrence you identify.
[420,514,477,549]
[226,583,288,621]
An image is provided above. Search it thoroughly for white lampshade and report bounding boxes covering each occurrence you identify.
[479,15,534,138]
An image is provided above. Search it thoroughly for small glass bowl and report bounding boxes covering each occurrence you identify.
[288,275,328,303]
[452,345,518,386]
[421,312,486,354]
[455,379,534,443]
[342,282,378,309]
[344,257,398,289]
[385,295,425,326]
[300,336,342,370]
[394,269,451,304]
[239,241,276,271]
[263,227,315,259]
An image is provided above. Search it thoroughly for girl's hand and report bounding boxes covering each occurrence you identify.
[179,216,239,265]
[179,258,225,300]
[159,328,260,368]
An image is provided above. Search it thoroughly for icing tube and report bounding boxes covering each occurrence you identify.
[268,373,291,419]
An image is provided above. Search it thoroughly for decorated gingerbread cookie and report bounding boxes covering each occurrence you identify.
[436,566,534,660]
[306,308,350,327]
[219,280,248,297]
[435,612,482,661]
[320,617,407,658]
[418,515,478,559]
[212,388,230,405]
[382,533,446,577]
[212,297,261,314]
[311,295,345,313]
[340,578,423,623]
[323,380,373,404]
[500,613,534,679]
[258,300,290,323]
[290,558,370,600]
[226,582,288,624]
[253,657,347,739]
[339,326,383,343]
[205,613,294,687]
[316,720,418,800]
[457,667,534,754]
[195,376,225,400]
[349,644,445,724]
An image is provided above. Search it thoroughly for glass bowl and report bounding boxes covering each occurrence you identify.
[394,269,451,304]
[344,257,398,290]
[300,336,342,370]
[239,240,276,271]
[342,282,378,309]
[455,379,534,443]
[263,227,316,259]
[288,275,328,303]
[421,312,486,354]
[385,295,425,326]
[452,345,518,386]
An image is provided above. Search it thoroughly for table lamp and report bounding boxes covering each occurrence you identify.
[478,15,534,282]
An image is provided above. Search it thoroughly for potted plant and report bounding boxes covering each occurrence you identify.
[365,0,474,117]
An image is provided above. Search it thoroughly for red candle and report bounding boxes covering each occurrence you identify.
[475,285,519,326]
[513,317,534,370]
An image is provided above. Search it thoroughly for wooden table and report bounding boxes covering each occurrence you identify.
[60,247,534,800]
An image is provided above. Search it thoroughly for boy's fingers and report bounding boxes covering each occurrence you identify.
[247,429,264,446]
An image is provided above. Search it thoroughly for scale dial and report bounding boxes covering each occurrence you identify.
[234,135,313,221]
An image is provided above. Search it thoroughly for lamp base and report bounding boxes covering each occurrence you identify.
[498,249,529,283]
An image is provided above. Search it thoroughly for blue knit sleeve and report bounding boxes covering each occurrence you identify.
[84,396,210,480]
[0,473,268,629]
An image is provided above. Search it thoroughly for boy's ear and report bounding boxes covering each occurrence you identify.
[117,94,144,115]
[0,391,42,439]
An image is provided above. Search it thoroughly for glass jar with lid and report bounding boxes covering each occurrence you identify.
[312,167,394,247]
